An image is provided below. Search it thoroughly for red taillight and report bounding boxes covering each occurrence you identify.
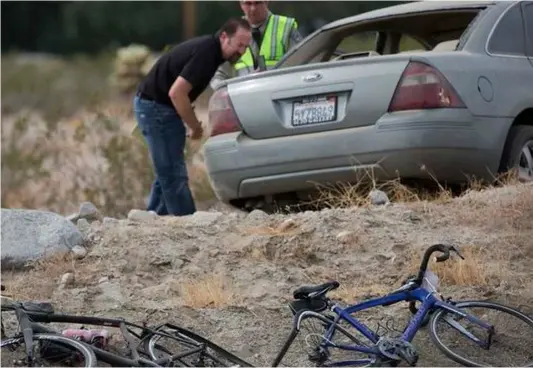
[388,61,465,112]
[208,87,242,137]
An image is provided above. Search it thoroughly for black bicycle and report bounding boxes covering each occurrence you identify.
[1,289,252,367]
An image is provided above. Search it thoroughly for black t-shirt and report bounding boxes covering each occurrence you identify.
[137,35,224,107]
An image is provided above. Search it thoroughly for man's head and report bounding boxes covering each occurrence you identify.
[240,1,269,26]
[218,18,252,64]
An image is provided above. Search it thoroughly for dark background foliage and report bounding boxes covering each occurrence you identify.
[1,1,408,55]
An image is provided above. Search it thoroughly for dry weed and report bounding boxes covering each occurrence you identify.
[307,160,528,211]
[179,274,238,308]
[407,245,509,287]
[1,102,215,217]
[307,164,457,210]
[1,253,99,301]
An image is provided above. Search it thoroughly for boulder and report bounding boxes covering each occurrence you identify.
[1,208,84,269]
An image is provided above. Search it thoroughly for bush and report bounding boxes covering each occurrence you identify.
[1,106,154,217]
[2,51,215,217]
[109,44,158,95]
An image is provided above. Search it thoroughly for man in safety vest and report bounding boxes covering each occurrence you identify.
[209,1,302,90]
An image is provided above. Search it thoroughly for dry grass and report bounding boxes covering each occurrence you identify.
[406,244,510,287]
[1,253,98,301]
[1,51,216,217]
[307,165,524,211]
[308,171,454,210]
[179,274,239,308]
[1,101,216,217]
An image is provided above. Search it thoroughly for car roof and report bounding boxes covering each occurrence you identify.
[322,0,501,30]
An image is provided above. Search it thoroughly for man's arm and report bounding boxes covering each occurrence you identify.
[287,20,304,51]
[209,61,235,90]
[168,76,202,134]
[168,46,213,138]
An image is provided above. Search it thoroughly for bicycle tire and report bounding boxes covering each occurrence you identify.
[429,300,533,367]
[1,333,97,367]
[272,310,376,367]
[144,323,253,367]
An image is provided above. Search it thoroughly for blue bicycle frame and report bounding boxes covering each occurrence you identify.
[309,286,495,367]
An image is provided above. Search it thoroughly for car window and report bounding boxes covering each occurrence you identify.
[335,31,378,55]
[524,3,533,57]
[487,3,526,56]
[399,35,427,52]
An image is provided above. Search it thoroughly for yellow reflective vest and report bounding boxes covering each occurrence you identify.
[234,14,298,75]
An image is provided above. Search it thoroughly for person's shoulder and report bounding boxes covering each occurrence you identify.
[188,35,220,56]
[190,34,217,48]
[273,13,297,22]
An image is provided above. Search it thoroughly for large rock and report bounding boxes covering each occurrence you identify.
[1,208,84,269]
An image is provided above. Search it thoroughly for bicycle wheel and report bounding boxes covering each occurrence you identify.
[429,300,533,367]
[272,310,378,367]
[1,333,97,367]
[144,323,253,367]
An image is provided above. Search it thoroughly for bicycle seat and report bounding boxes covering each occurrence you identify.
[293,280,340,300]
[288,298,328,315]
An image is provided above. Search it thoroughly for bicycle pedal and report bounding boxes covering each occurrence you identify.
[308,348,327,364]
[399,348,419,367]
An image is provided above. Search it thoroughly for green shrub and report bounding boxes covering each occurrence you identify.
[109,44,158,95]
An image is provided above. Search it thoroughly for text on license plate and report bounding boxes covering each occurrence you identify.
[291,95,338,126]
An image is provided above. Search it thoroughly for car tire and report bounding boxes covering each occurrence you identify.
[499,125,533,182]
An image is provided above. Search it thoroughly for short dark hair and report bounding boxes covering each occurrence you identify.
[217,17,251,37]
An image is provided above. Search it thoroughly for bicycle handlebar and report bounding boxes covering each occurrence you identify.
[414,243,464,285]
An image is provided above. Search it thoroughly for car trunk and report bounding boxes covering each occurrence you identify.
[216,4,490,141]
[226,56,411,140]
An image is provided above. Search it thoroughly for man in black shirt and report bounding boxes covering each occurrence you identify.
[133,18,251,216]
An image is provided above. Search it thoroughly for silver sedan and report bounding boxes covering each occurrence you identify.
[204,0,533,210]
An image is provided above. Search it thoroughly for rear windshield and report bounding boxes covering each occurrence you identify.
[278,6,490,68]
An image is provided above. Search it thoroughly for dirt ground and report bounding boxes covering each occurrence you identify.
[2,183,533,366]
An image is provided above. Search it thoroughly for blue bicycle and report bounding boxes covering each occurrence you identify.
[271,244,533,367]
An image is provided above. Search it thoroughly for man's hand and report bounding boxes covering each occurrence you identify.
[189,124,203,140]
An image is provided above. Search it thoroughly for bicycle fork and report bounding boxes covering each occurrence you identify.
[439,302,495,350]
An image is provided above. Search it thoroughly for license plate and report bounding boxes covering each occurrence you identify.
[291,95,338,127]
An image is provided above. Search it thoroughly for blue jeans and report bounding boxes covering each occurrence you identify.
[133,96,196,216]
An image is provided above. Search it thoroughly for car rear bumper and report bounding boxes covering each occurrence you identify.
[204,109,510,202]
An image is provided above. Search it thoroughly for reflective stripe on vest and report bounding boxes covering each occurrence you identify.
[234,14,297,74]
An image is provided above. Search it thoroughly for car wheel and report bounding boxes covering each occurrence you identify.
[499,125,533,182]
